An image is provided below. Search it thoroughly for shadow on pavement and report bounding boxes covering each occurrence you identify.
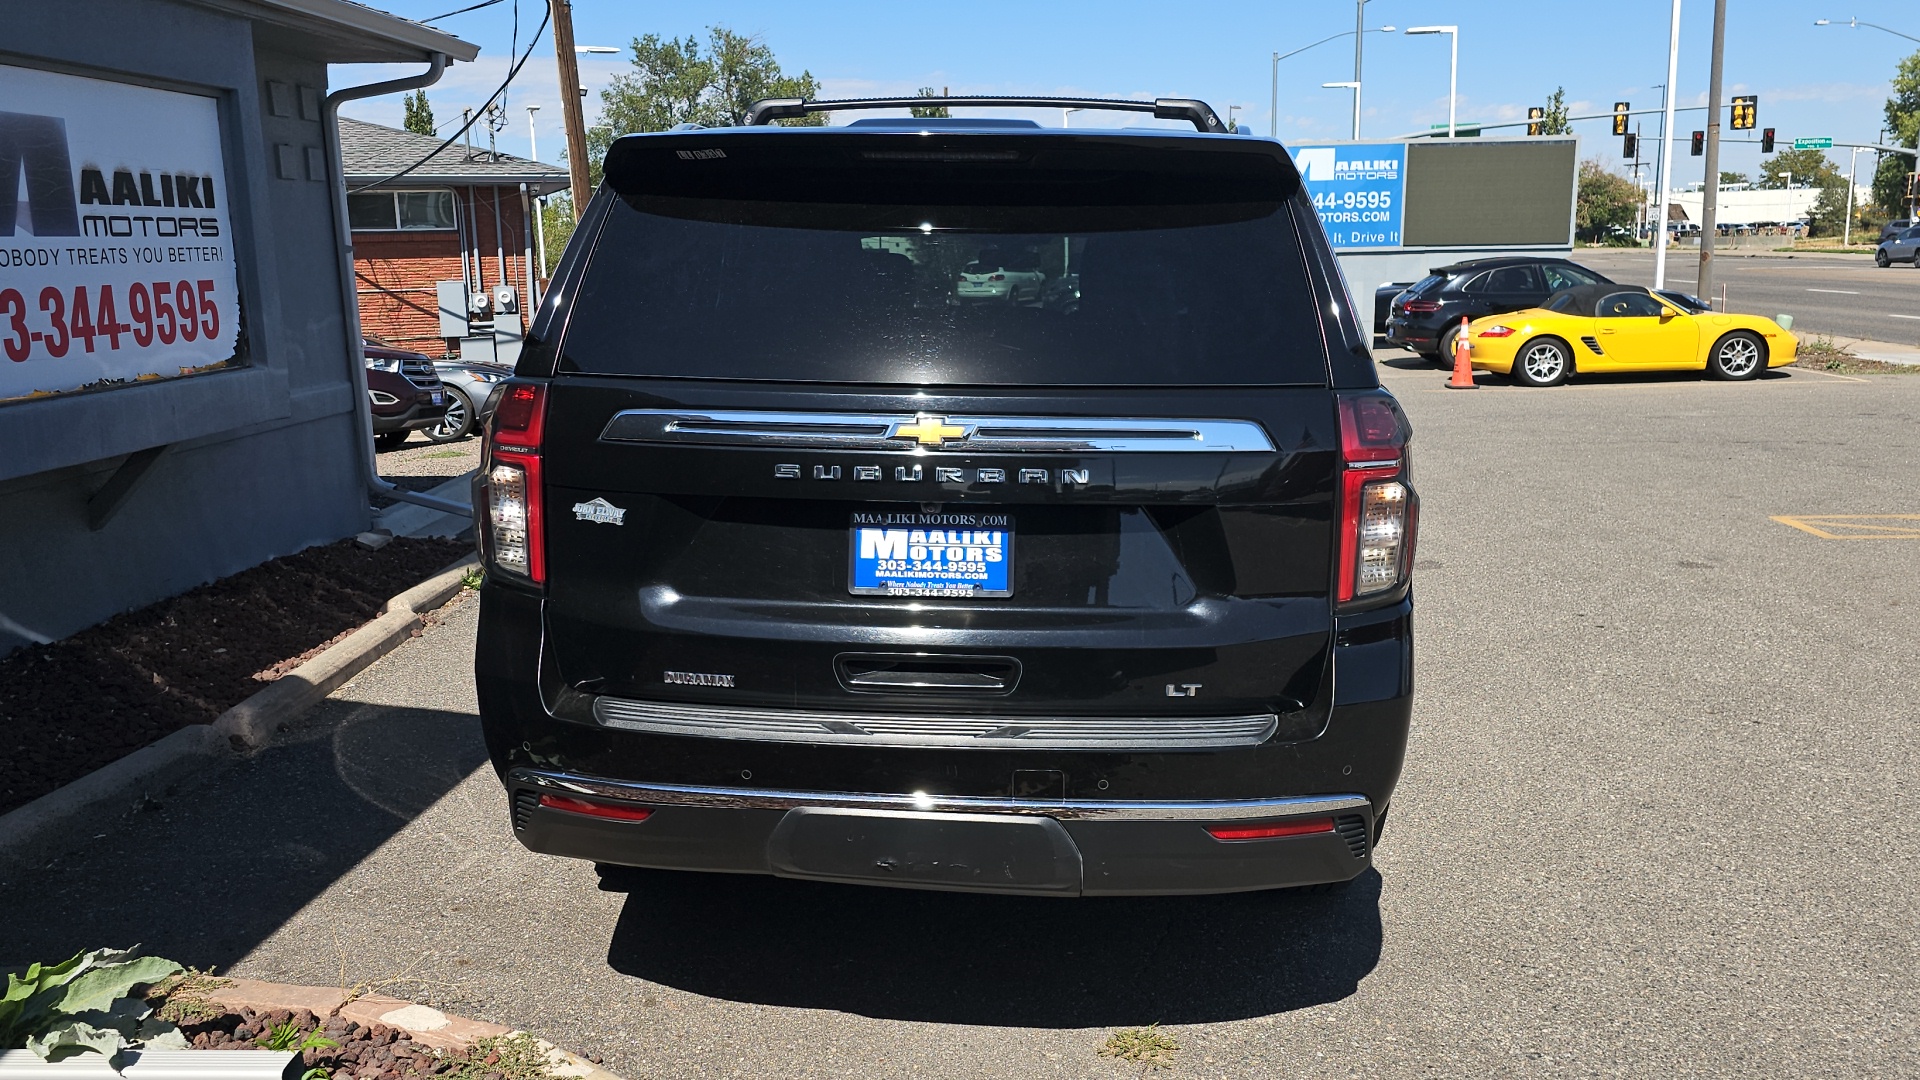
[605,868,1382,1026]
[0,705,487,971]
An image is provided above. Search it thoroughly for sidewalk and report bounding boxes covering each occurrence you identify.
[1828,336,1920,366]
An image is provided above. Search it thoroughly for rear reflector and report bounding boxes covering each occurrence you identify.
[1206,818,1335,841]
[538,794,654,822]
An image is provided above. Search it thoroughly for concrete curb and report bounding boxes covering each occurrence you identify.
[205,978,623,1079]
[0,554,481,868]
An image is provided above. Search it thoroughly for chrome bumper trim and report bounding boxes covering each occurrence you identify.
[598,409,1277,453]
[592,695,1278,750]
[510,768,1370,822]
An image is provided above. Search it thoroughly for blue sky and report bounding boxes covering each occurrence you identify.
[339,0,1918,188]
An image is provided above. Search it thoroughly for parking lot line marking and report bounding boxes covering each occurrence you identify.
[1792,367,1869,382]
[1805,288,1861,294]
[1887,313,1920,321]
[1771,515,1920,540]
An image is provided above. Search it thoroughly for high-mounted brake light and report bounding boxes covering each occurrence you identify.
[538,793,654,822]
[1206,818,1334,841]
[1477,324,1516,338]
[483,382,548,584]
[1336,392,1417,604]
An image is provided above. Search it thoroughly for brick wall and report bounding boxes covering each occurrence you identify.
[352,184,537,356]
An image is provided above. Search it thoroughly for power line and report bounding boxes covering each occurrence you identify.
[349,1,550,193]
[421,0,505,23]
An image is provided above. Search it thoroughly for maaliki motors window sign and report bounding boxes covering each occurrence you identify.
[1288,143,1406,250]
[0,63,240,403]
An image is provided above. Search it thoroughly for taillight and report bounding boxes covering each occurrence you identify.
[1477,324,1516,338]
[1336,392,1417,604]
[538,794,653,822]
[483,382,547,584]
[1207,818,1334,841]
[1402,299,1442,314]
[989,273,1006,281]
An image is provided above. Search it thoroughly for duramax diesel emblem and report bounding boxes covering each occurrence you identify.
[572,498,627,524]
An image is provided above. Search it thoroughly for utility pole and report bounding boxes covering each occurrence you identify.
[551,0,592,220]
[1350,0,1366,139]
[1697,0,1727,305]
[1652,0,1683,290]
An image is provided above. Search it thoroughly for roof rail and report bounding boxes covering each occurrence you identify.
[741,95,1231,134]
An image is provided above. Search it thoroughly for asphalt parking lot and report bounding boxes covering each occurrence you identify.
[4,357,1917,1078]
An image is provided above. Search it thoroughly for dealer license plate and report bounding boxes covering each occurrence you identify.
[850,508,1012,598]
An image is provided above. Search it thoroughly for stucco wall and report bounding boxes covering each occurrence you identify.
[0,0,370,653]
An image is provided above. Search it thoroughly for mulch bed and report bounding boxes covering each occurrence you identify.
[176,1005,516,1079]
[0,537,470,816]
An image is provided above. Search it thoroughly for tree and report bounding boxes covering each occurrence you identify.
[1537,87,1573,135]
[585,27,822,185]
[1758,148,1849,235]
[910,87,950,119]
[1719,170,1748,187]
[538,194,574,277]
[1873,50,1920,214]
[402,89,435,136]
[1575,159,1641,241]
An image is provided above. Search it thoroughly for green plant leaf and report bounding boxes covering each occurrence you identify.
[26,1019,126,1061]
[54,956,182,1016]
[136,1022,189,1051]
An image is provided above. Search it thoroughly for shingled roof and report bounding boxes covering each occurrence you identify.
[341,117,569,193]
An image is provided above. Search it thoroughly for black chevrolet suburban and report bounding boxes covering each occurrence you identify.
[473,96,1417,897]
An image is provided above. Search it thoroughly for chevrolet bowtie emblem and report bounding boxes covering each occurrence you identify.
[888,414,972,447]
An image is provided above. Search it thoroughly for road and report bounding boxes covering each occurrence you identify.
[1577,248,1918,344]
[4,360,1918,1077]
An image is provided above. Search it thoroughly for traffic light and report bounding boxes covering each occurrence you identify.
[1907,172,1918,199]
[1623,132,1638,159]
[1761,127,1775,153]
[1528,106,1544,136]
[1691,130,1704,156]
[1613,101,1631,136]
[1731,94,1757,130]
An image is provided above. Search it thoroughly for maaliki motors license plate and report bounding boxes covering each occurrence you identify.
[850,509,1012,598]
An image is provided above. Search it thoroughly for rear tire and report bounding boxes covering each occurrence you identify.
[1707,330,1766,380]
[1875,250,1890,267]
[1436,325,1463,367]
[1512,337,1571,387]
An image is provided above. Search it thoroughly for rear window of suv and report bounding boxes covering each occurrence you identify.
[558,133,1331,387]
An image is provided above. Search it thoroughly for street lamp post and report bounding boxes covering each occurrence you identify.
[1817,18,1920,219]
[1323,81,1361,138]
[527,106,546,279]
[1845,146,1862,246]
[1268,26,1395,138]
[1404,26,1458,137]
[1652,0,1683,291]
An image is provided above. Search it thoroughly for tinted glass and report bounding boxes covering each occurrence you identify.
[346,192,397,230]
[1541,263,1602,290]
[1597,292,1665,318]
[561,197,1329,387]
[1405,273,1446,296]
[1484,265,1540,293]
[1546,292,1576,312]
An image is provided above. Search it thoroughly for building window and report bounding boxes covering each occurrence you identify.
[348,189,457,230]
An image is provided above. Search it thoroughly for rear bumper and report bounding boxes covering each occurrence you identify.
[1383,318,1440,350]
[507,768,1374,896]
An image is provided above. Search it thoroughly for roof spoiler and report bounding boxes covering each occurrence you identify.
[742,95,1233,134]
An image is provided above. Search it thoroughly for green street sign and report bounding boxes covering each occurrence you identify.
[1792,137,1833,150]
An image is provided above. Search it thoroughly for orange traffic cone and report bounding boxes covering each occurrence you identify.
[1445,315,1477,389]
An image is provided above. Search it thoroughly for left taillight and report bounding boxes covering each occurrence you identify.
[481,382,547,585]
[1336,391,1417,605]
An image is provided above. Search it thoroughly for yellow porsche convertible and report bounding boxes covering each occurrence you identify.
[1466,284,1797,386]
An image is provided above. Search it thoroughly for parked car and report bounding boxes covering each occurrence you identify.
[362,341,446,450]
[472,98,1418,898]
[1465,283,1796,386]
[955,249,1047,302]
[1878,218,1912,244]
[1875,226,1920,267]
[1382,257,1615,364]
[1041,272,1081,314]
[427,360,512,442]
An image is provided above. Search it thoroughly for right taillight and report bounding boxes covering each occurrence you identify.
[481,382,548,584]
[1337,392,1417,604]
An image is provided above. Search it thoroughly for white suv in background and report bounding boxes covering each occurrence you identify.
[956,250,1047,303]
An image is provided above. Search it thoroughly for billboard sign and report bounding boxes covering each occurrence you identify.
[0,64,241,402]
[1289,142,1406,249]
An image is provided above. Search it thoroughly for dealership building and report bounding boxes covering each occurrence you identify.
[0,0,476,653]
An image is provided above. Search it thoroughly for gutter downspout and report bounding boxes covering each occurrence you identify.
[325,54,470,517]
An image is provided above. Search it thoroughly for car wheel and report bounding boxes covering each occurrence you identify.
[1512,338,1571,387]
[374,431,410,450]
[424,387,473,443]
[1436,325,1463,367]
[1707,330,1765,380]
[1876,250,1890,267]
[1416,351,1443,365]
